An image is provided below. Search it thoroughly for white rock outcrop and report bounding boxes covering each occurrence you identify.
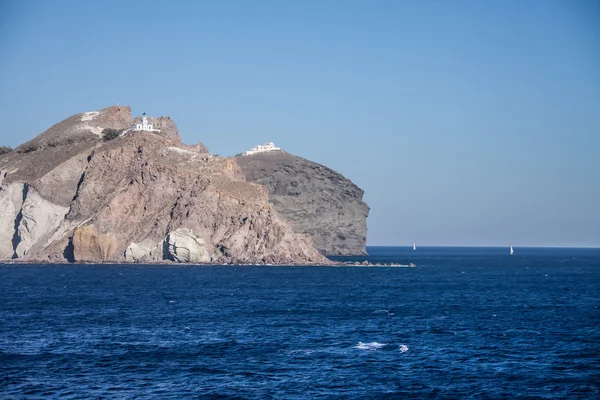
[0,182,26,258]
[15,188,69,258]
[165,228,210,263]
[125,242,152,262]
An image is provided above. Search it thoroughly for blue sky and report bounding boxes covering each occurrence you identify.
[1,0,598,247]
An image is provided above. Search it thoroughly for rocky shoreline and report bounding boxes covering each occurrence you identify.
[0,259,415,267]
[337,261,417,267]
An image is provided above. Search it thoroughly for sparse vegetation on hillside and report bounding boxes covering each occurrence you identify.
[102,128,124,142]
[47,138,75,148]
[15,138,79,153]
[16,143,39,153]
[0,146,13,155]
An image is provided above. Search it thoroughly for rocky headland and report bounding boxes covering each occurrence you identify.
[0,105,369,264]
[236,151,369,255]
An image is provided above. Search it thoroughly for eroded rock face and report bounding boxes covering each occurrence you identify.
[55,133,326,264]
[165,228,210,263]
[236,151,369,255]
[14,188,69,258]
[72,226,118,262]
[0,182,25,259]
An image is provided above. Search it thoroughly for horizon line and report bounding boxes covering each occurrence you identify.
[366,245,600,249]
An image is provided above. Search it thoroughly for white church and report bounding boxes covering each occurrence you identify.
[132,112,159,132]
[243,142,281,156]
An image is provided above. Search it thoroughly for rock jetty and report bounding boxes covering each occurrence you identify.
[338,261,416,267]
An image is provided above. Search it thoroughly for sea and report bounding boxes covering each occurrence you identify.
[1,246,599,399]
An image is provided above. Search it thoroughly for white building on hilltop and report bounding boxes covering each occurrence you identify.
[243,142,281,156]
[132,112,159,132]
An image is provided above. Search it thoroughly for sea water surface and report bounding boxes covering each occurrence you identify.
[1,247,599,398]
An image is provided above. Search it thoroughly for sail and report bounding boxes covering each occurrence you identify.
[510,246,514,255]
[413,243,416,251]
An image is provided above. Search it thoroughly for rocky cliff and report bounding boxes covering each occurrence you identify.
[236,151,369,255]
[0,106,328,264]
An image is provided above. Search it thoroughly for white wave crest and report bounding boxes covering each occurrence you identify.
[354,342,386,350]
[399,345,409,353]
[289,349,315,355]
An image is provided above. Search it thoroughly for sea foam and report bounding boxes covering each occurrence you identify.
[354,342,386,350]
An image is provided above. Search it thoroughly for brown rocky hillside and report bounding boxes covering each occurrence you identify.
[0,105,329,264]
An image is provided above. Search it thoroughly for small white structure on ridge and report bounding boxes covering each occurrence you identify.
[132,112,159,132]
[243,142,280,156]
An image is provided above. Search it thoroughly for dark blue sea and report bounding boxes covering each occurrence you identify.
[1,247,599,399]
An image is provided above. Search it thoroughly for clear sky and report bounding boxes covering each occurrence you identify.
[1,0,598,247]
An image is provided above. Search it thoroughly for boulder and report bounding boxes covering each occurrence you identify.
[165,228,210,263]
[125,242,152,262]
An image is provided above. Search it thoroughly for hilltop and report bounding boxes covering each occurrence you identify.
[236,150,369,255]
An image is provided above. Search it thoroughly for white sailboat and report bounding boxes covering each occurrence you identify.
[413,243,416,251]
[510,246,514,255]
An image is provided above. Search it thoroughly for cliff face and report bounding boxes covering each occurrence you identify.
[0,106,328,264]
[236,151,369,256]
